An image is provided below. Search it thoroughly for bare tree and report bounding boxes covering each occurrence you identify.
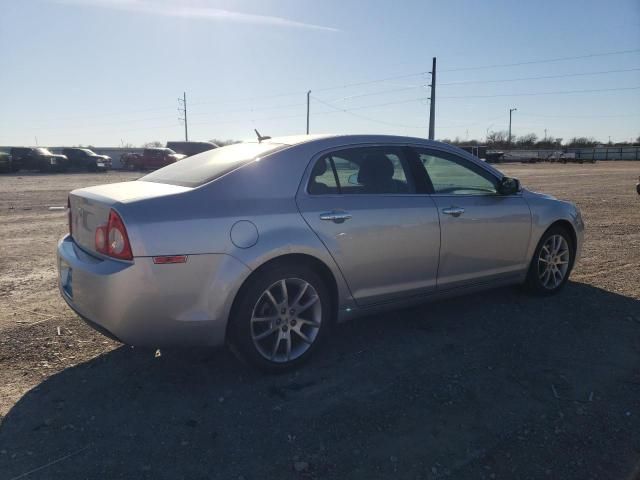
[486,130,509,146]
[143,141,163,148]
[515,133,538,147]
[566,137,598,148]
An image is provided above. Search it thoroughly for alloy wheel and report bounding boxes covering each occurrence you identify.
[537,234,570,290]
[250,278,322,363]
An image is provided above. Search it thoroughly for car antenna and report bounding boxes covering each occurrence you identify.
[254,129,271,143]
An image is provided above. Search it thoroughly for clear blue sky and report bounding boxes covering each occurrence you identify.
[1,0,639,146]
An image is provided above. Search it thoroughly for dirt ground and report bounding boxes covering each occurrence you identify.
[0,163,639,480]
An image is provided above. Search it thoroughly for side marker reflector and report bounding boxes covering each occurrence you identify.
[153,255,188,265]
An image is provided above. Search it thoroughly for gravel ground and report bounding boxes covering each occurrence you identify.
[0,163,639,480]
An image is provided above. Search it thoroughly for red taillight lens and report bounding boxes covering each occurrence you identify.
[94,209,133,261]
[67,196,72,236]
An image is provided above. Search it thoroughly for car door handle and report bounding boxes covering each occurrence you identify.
[442,207,465,217]
[319,211,352,223]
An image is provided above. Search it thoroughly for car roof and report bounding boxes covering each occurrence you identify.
[250,133,443,147]
[248,134,504,178]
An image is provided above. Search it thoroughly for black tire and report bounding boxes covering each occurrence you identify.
[229,262,332,372]
[524,225,575,295]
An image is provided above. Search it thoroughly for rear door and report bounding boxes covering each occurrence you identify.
[413,147,532,289]
[296,145,440,307]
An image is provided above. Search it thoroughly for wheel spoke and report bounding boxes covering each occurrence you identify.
[280,280,289,307]
[296,318,321,328]
[291,282,309,309]
[285,332,292,361]
[264,290,279,309]
[297,295,318,315]
[254,325,279,341]
[251,315,279,324]
[293,329,313,344]
[270,332,282,360]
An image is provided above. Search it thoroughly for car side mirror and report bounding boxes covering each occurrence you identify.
[497,176,520,195]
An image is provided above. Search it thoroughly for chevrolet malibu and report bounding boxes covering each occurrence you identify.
[57,135,584,370]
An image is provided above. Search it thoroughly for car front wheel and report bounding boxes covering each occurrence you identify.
[525,226,574,294]
[230,263,331,371]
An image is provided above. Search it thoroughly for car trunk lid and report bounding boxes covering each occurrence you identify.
[69,180,191,256]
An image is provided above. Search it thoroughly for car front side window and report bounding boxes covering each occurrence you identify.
[416,150,497,195]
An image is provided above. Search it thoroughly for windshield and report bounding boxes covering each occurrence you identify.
[140,142,285,187]
[81,149,97,156]
[35,148,52,155]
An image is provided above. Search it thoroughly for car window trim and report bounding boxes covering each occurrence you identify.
[327,156,342,195]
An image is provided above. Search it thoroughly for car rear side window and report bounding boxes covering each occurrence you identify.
[140,142,286,187]
[308,147,415,195]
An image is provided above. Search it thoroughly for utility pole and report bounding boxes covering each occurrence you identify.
[178,92,188,142]
[544,128,548,140]
[306,90,311,135]
[508,107,517,146]
[428,57,436,140]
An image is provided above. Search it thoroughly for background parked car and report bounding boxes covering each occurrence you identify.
[9,147,69,172]
[122,148,186,170]
[166,141,218,157]
[0,152,12,173]
[62,148,112,172]
[119,152,142,170]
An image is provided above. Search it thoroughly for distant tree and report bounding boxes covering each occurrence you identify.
[534,137,562,149]
[566,137,598,148]
[210,139,241,147]
[515,133,538,147]
[143,141,163,148]
[486,130,509,146]
[636,135,640,144]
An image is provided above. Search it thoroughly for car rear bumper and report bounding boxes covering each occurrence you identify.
[56,235,251,347]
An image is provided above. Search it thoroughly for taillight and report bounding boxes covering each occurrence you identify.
[67,196,72,236]
[94,209,133,261]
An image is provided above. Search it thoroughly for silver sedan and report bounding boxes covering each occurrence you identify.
[57,135,584,370]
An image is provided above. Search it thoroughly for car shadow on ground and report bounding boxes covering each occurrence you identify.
[1,282,640,480]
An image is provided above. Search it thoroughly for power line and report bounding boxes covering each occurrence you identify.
[311,95,426,129]
[438,85,640,99]
[440,48,640,72]
[518,112,640,119]
[438,67,640,86]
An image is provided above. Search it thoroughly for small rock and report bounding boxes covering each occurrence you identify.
[141,465,151,471]
[390,456,398,463]
[218,397,225,403]
[180,440,189,446]
[625,411,632,416]
[294,461,309,472]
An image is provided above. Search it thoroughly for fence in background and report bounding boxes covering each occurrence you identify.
[461,145,640,162]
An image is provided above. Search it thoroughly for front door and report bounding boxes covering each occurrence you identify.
[414,148,532,289]
[296,145,441,306]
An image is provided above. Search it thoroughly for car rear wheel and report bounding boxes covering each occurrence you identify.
[230,264,331,372]
[525,226,574,295]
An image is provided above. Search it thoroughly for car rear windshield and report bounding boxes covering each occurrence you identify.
[139,142,286,187]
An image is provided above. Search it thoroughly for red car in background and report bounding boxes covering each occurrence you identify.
[121,148,186,171]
